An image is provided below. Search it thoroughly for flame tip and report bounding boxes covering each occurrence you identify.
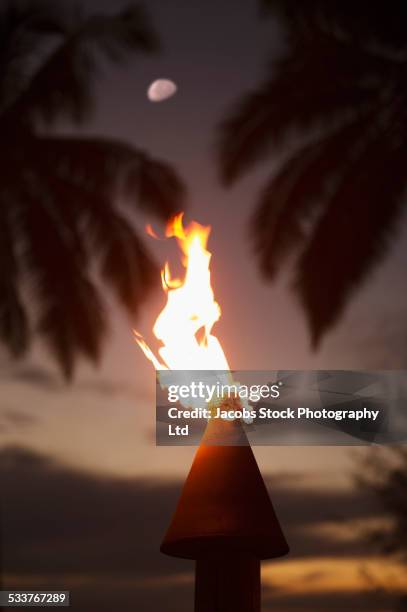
[136,212,230,372]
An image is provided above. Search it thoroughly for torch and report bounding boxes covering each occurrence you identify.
[161,414,289,611]
[136,214,289,610]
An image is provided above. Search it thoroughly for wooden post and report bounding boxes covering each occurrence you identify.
[195,554,260,612]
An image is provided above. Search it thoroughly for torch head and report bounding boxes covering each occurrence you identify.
[161,417,289,560]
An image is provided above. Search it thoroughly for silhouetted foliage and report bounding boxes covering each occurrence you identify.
[357,447,407,609]
[358,447,407,561]
[218,0,407,345]
[0,1,185,378]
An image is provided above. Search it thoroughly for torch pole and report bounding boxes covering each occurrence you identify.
[195,554,260,612]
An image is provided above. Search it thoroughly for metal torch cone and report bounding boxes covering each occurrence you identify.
[161,415,289,611]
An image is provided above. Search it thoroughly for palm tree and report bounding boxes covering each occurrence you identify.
[0,1,185,378]
[217,0,407,346]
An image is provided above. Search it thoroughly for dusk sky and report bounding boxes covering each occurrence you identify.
[1,1,407,610]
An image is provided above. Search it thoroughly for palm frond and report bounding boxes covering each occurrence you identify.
[218,0,407,345]
[125,153,185,219]
[0,0,67,51]
[0,0,69,112]
[262,0,407,52]
[0,195,29,356]
[18,175,107,379]
[6,3,159,126]
[83,4,159,62]
[31,137,185,220]
[32,165,158,317]
[218,37,390,184]
[0,133,184,377]
[91,208,157,315]
[23,138,176,314]
[0,3,185,377]
[252,114,376,277]
[295,136,407,346]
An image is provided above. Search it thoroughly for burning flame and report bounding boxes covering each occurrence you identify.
[135,213,230,371]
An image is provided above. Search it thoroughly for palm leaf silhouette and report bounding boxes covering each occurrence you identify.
[218,1,407,343]
[252,113,376,278]
[297,134,407,345]
[0,1,185,378]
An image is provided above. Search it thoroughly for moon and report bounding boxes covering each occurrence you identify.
[147,79,177,102]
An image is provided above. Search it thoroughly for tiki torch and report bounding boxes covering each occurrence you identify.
[160,414,289,611]
[135,214,289,610]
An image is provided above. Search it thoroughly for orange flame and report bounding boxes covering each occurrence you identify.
[145,223,159,239]
[135,213,230,371]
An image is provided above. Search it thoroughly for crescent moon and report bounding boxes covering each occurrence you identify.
[147,79,177,103]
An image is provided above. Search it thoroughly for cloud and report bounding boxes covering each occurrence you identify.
[0,362,146,399]
[266,472,380,528]
[0,409,39,435]
[265,473,382,549]
[0,447,394,611]
[4,365,60,390]
[262,588,393,611]
[1,410,39,428]
[344,314,407,369]
[0,447,183,577]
